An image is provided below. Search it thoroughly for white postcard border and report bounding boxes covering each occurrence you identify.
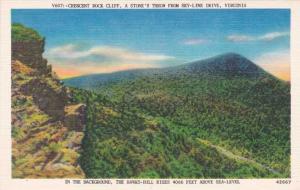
[1,0,300,190]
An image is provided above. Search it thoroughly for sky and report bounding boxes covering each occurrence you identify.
[12,9,290,80]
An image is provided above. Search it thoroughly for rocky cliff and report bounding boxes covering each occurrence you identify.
[11,23,85,178]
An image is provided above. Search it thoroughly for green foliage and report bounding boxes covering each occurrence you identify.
[49,142,64,153]
[73,73,290,178]
[12,23,43,42]
[68,54,290,178]
[10,23,290,178]
[12,127,25,141]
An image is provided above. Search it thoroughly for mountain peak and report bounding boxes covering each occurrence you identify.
[186,52,265,77]
[218,52,244,58]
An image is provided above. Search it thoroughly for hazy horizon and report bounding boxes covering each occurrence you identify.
[12,9,290,80]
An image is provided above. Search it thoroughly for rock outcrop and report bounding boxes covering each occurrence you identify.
[11,23,85,178]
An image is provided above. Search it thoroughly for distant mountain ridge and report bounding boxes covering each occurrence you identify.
[72,52,290,178]
[11,23,290,179]
[181,53,266,76]
[63,53,270,90]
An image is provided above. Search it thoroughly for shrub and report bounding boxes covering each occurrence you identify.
[12,23,43,42]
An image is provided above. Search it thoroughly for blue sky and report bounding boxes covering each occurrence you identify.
[12,9,290,79]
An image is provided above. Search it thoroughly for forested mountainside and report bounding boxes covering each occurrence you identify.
[11,24,85,178]
[12,23,290,179]
[64,53,268,90]
[66,54,290,178]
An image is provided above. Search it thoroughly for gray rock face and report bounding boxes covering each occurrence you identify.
[64,104,86,131]
[20,78,69,120]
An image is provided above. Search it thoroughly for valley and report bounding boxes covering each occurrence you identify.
[11,23,290,178]
[66,53,290,178]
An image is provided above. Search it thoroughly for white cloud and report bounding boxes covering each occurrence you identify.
[227,31,289,42]
[48,44,90,59]
[46,44,175,78]
[47,44,174,62]
[182,38,208,45]
[255,50,290,65]
[254,50,290,81]
[258,32,289,41]
[227,35,254,42]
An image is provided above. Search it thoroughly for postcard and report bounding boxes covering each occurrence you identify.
[1,0,300,190]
